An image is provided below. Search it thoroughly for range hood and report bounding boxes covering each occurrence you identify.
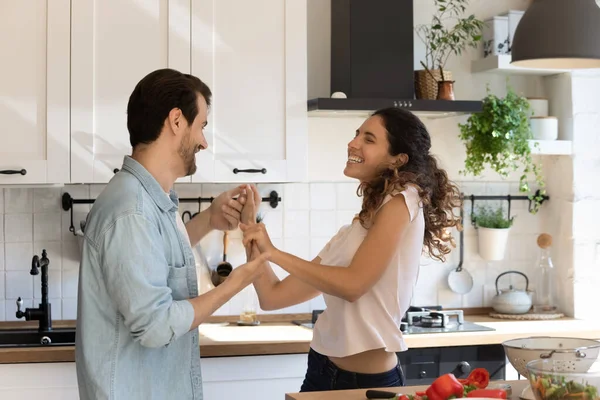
[307,0,483,119]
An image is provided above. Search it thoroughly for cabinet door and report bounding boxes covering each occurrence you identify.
[70,0,193,183]
[191,0,308,183]
[0,1,70,184]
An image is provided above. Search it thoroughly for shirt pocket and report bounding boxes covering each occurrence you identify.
[167,264,191,300]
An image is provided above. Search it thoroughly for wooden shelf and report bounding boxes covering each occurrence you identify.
[529,140,572,155]
[471,55,571,76]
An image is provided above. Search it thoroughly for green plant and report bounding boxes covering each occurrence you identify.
[415,0,484,74]
[458,85,546,213]
[473,205,514,229]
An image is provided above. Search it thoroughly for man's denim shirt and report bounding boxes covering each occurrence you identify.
[76,156,202,400]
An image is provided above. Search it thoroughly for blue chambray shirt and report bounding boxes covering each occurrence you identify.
[76,156,202,400]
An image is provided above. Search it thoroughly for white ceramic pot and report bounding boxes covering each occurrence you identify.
[530,116,558,140]
[527,98,549,117]
[477,226,510,261]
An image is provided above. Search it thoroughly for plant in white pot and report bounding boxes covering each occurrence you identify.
[473,205,514,261]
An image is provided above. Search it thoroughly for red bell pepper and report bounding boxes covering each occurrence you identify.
[426,374,464,400]
[466,388,507,399]
[464,368,490,389]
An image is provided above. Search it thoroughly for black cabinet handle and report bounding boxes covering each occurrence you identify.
[233,168,267,174]
[113,168,119,174]
[0,169,27,176]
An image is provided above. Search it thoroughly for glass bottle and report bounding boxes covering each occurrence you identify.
[533,233,557,313]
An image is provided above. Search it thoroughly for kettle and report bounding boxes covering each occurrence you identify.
[492,270,533,314]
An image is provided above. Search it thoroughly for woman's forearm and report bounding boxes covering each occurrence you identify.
[270,250,359,302]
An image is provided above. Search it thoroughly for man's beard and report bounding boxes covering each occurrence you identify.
[179,133,198,176]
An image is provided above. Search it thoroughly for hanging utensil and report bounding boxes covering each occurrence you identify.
[212,231,233,287]
[448,202,474,294]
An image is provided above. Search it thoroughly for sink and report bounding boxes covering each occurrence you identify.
[0,328,76,348]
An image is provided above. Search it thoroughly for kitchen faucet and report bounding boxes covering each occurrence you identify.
[16,249,52,332]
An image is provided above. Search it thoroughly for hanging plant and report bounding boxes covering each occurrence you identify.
[458,85,546,213]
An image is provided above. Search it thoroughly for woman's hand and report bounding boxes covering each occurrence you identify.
[238,184,261,226]
[240,222,276,255]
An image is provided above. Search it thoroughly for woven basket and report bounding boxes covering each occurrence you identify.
[414,69,453,100]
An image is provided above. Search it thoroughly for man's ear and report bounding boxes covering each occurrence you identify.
[167,108,184,135]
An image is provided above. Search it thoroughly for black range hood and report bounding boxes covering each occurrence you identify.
[307,0,483,119]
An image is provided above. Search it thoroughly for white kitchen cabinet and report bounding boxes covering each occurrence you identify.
[70,0,193,184]
[0,362,79,400]
[191,0,308,183]
[201,354,308,400]
[0,1,70,184]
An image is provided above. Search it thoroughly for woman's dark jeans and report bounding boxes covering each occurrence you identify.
[300,348,405,392]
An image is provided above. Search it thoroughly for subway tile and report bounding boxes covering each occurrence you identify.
[4,214,32,243]
[62,269,79,299]
[33,213,62,242]
[310,183,336,210]
[283,184,310,211]
[4,243,33,271]
[33,188,62,213]
[4,189,32,214]
[310,211,336,237]
[61,298,77,320]
[5,271,33,300]
[335,183,361,211]
[283,210,309,238]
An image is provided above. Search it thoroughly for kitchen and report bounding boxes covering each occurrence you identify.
[1,0,600,399]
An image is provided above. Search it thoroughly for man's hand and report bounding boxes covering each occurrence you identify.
[230,251,271,287]
[208,185,246,231]
[240,222,276,254]
[239,184,261,226]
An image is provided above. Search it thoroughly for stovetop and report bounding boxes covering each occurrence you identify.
[292,307,495,335]
[400,306,494,335]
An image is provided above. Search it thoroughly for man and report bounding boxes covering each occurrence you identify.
[75,68,269,400]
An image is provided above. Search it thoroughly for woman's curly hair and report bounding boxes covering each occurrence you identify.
[356,107,463,263]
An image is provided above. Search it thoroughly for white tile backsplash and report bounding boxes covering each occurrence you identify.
[0,179,546,321]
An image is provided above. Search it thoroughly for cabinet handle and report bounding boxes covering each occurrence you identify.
[233,168,267,174]
[113,168,120,174]
[0,169,27,176]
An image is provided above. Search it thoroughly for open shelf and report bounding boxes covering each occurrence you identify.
[529,140,572,155]
[471,55,571,76]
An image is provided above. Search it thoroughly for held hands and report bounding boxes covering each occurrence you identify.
[208,185,247,231]
[238,184,261,226]
[240,222,276,255]
[232,252,271,285]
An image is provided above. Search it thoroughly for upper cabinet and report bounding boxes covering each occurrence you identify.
[69,0,308,184]
[70,0,194,184]
[0,1,70,184]
[190,0,308,183]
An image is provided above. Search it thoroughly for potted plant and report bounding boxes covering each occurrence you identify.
[473,205,514,261]
[458,85,546,213]
[415,0,484,100]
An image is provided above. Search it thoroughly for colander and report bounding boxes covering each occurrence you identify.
[503,337,600,400]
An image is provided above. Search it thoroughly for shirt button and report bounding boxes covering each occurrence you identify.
[193,376,201,386]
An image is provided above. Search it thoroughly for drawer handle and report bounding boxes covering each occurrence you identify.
[233,168,267,174]
[0,169,27,176]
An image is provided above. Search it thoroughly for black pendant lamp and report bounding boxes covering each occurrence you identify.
[511,0,600,69]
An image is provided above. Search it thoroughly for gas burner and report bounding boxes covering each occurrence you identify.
[420,314,443,327]
[405,309,464,328]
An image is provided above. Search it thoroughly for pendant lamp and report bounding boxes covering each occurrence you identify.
[511,0,600,69]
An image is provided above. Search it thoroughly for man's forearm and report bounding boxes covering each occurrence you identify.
[185,209,212,246]
[186,269,249,329]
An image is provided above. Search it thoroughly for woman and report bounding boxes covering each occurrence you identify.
[239,107,462,392]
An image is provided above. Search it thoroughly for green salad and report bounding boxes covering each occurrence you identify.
[529,373,600,400]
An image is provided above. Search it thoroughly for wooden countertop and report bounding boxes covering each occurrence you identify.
[285,380,529,400]
[2,315,600,364]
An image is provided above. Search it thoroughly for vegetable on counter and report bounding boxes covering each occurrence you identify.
[405,367,502,400]
[529,374,600,400]
[426,374,465,400]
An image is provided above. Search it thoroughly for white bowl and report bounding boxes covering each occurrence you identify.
[503,337,600,400]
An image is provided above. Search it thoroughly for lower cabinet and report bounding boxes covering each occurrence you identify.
[0,354,308,400]
[201,354,308,400]
[0,362,79,400]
